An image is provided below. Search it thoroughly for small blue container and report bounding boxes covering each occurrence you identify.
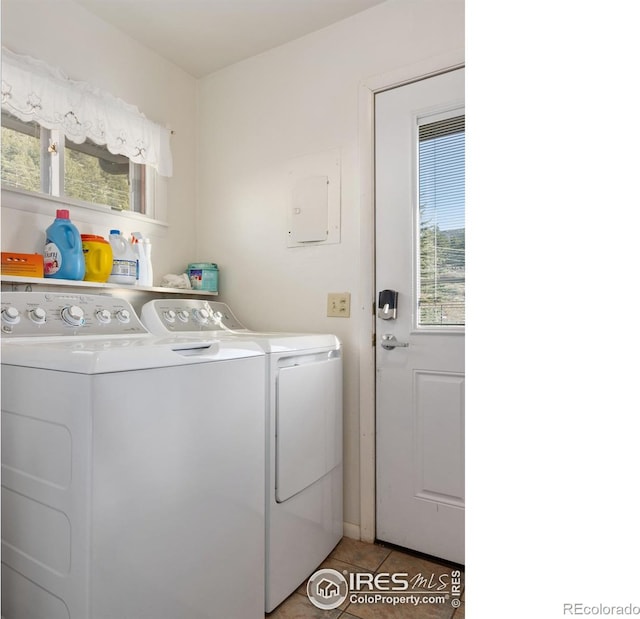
[187,263,218,292]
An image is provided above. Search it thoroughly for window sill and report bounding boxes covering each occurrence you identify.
[1,185,169,228]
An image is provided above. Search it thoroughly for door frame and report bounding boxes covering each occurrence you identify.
[357,51,465,543]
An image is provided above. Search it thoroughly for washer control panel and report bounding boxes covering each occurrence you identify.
[141,299,246,333]
[1,292,149,337]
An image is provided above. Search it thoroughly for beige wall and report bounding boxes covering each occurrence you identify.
[1,0,464,535]
[1,0,199,281]
[196,0,465,531]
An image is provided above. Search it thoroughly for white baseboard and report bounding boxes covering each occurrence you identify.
[343,521,361,540]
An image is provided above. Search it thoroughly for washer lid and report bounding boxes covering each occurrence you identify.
[139,299,341,352]
[1,335,264,374]
[196,330,340,353]
[236,332,340,353]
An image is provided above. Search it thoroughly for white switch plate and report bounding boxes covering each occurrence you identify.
[327,292,351,317]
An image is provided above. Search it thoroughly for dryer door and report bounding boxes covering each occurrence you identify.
[276,354,342,503]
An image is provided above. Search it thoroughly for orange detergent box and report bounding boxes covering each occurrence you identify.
[1,252,45,278]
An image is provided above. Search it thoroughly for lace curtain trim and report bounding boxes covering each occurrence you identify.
[1,47,173,177]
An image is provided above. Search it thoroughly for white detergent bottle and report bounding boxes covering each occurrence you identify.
[134,238,153,287]
[107,230,137,285]
[141,238,153,287]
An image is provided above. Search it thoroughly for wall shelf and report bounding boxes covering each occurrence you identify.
[1,275,218,296]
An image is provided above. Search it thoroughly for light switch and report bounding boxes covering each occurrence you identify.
[327,292,351,318]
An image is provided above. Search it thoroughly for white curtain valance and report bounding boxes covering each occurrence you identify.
[1,47,173,177]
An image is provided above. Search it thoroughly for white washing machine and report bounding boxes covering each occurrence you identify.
[0,292,266,619]
[140,298,343,612]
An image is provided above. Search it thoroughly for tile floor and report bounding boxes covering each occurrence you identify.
[266,537,465,619]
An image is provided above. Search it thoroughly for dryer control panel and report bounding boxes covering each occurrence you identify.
[1,292,149,337]
[141,299,246,333]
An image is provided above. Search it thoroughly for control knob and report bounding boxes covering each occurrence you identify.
[193,307,210,324]
[29,307,47,325]
[1,306,21,325]
[115,309,131,323]
[163,310,177,323]
[177,310,190,322]
[95,309,112,324]
[61,305,85,327]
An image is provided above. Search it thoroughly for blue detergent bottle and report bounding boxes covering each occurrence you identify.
[43,209,86,280]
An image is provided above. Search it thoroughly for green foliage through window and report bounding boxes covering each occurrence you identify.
[64,140,131,211]
[1,112,144,214]
[1,121,41,192]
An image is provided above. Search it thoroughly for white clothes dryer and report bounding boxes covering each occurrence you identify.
[1,292,266,619]
[140,298,343,612]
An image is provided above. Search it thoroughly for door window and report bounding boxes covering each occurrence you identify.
[417,114,465,326]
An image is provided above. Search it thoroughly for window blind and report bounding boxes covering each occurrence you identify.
[418,114,465,326]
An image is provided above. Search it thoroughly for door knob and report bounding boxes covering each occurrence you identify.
[381,334,409,350]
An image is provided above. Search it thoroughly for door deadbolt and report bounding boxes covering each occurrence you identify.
[378,290,398,320]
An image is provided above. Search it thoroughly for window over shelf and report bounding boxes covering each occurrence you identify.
[2,111,148,214]
[1,46,172,220]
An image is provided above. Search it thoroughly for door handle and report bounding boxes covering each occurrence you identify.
[381,334,409,350]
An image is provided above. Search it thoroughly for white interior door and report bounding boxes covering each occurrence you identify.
[375,68,465,565]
